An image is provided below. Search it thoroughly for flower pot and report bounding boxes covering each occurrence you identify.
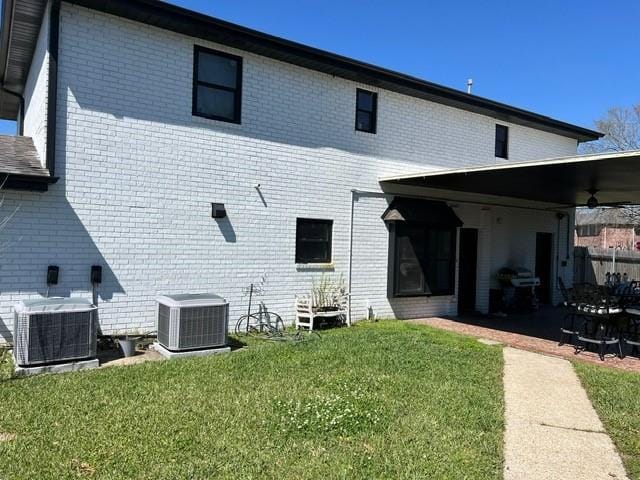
[316,306,339,312]
[118,338,138,357]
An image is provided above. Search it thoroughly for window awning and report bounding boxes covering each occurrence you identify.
[382,197,463,226]
[379,150,640,208]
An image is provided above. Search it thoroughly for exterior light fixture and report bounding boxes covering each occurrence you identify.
[211,203,227,219]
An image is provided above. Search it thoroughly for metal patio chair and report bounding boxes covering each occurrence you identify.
[622,309,640,356]
[558,277,580,346]
[574,285,624,361]
[621,285,640,356]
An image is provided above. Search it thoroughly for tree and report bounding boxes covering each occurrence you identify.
[579,103,640,153]
[578,104,640,224]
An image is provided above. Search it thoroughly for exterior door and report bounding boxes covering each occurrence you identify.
[535,232,553,304]
[458,228,478,314]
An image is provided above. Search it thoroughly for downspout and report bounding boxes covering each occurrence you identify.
[348,189,389,326]
[347,190,355,326]
[555,213,563,291]
[566,211,571,260]
[45,0,61,176]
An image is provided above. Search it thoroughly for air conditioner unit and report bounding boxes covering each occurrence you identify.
[14,298,98,367]
[156,293,228,351]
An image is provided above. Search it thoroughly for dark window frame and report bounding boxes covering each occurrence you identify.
[355,88,378,134]
[387,223,457,298]
[192,45,243,124]
[495,124,509,158]
[295,218,333,264]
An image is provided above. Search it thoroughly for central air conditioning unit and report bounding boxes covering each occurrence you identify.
[156,293,229,351]
[14,298,98,367]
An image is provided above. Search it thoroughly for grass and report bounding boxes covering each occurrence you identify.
[575,362,640,480]
[0,346,13,381]
[0,321,504,479]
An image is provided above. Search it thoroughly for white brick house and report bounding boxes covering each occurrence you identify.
[5,0,636,343]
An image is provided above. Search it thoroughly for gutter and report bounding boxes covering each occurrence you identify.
[0,0,23,132]
[71,0,601,142]
[45,0,61,177]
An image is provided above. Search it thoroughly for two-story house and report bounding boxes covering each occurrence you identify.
[1,0,639,342]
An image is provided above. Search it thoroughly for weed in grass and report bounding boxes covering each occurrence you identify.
[273,383,384,437]
[0,346,13,381]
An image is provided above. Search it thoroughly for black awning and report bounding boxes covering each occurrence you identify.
[382,197,463,226]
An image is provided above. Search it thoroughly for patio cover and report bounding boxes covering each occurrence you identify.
[379,150,640,208]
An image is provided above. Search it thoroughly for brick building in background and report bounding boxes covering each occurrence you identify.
[575,209,639,251]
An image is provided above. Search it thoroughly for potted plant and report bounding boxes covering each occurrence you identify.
[311,274,346,312]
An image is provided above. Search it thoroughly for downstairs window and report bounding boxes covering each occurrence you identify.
[389,223,456,296]
[382,198,461,298]
[296,218,333,264]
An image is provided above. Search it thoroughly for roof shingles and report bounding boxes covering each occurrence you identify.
[0,135,50,177]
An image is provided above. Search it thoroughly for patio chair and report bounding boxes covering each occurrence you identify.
[622,305,640,356]
[574,285,624,361]
[558,277,580,346]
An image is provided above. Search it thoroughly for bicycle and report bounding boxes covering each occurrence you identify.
[234,282,285,336]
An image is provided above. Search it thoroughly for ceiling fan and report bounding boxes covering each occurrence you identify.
[581,188,630,209]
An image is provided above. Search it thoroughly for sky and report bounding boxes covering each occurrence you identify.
[1,0,638,135]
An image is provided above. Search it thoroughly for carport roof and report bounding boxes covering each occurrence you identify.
[379,150,640,208]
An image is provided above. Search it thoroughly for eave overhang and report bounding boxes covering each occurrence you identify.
[0,0,599,141]
[0,0,48,118]
[379,150,640,208]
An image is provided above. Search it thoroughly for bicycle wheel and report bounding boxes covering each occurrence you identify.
[264,312,285,333]
[235,313,260,335]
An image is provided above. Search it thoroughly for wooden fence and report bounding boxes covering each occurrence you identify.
[574,246,640,285]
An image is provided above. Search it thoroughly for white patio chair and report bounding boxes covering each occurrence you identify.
[295,295,315,331]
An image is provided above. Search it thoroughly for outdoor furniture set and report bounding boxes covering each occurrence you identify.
[559,278,640,360]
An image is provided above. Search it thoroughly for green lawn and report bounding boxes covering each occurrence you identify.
[0,322,504,479]
[575,362,640,480]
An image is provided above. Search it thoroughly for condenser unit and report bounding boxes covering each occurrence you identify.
[156,293,228,351]
[14,298,98,367]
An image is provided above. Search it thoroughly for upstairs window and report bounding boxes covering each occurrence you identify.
[193,46,242,123]
[355,89,377,134]
[495,124,509,158]
[296,218,333,264]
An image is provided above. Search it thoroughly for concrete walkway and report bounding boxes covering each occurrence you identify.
[503,347,629,480]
